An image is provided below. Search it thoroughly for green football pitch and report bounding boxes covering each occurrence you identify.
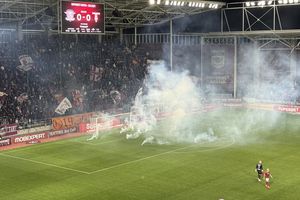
[0,109,300,200]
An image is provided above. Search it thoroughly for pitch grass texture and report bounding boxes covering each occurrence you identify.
[0,109,300,200]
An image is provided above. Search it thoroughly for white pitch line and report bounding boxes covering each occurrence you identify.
[88,145,194,174]
[0,153,90,175]
[89,137,236,174]
[73,138,123,146]
[173,136,236,154]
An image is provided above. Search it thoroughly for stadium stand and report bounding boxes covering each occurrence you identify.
[0,35,150,126]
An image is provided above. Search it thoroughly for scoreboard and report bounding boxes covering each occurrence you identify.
[61,1,105,34]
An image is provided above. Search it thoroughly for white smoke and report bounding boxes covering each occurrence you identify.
[120,42,298,146]
[122,60,217,145]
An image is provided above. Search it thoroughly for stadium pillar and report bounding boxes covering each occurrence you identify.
[120,28,124,44]
[170,19,173,71]
[290,42,298,80]
[17,21,23,41]
[233,36,237,98]
[200,37,204,87]
[134,26,137,45]
[98,35,102,43]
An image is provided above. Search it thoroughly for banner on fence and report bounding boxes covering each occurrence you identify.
[273,105,300,113]
[12,132,48,144]
[52,112,93,130]
[0,124,18,137]
[48,127,77,137]
[0,138,11,147]
[79,118,121,133]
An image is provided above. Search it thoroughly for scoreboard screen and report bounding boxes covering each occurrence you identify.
[61,1,105,34]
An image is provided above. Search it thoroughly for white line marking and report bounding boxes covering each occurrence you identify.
[89,137,236,174]
[88,145,193,174]
[0,138,235,175]
[173,136,236,153]
[0,153,90,175]
[73,138,122,146]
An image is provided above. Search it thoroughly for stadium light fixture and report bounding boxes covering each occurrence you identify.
[258,1,266,7]
[283,0,288,3]
[267,0,273,5]
[208,3,218,8]
[157,0,161,4]
[163,0,224,8]
[149,0,155,5]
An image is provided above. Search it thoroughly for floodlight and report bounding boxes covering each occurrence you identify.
[149,0,155,5]
[258,1,266,6]
[267,0,273,5]
[165,0,170,5]
[157,0,161,5]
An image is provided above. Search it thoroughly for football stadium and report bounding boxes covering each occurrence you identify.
[0,0,300,199]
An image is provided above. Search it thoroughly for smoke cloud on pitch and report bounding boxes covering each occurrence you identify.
[121,40,298,145]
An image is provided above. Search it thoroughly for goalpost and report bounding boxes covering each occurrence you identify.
[87,116,100,141]
[87,113,114,141]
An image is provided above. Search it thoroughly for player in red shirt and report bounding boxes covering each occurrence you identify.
[264,168,273,189]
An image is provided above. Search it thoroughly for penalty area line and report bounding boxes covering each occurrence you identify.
[88,145,193,174]
[173,136,236,153]
[0,153,90,175]
[89,137,236,174]
[73,138,123,146]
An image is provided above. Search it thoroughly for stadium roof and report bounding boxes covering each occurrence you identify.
[0,0,225,31]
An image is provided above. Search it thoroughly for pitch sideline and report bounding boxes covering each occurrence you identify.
[0,153,90,174]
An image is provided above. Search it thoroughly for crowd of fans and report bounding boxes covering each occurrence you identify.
[1,34,299,126]
[0,35,151,125]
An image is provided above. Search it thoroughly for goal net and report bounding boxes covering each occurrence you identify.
[87,113,113,141]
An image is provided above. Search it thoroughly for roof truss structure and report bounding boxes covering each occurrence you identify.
[0,0,225,31]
